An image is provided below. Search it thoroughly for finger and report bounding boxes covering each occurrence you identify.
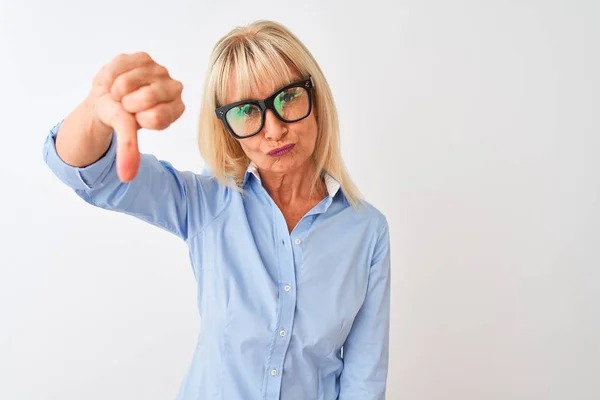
[95,95,140,182]
[135,99,185,131]
[121,79,183,114]
[93,52,155,93]
[114,115,141,182]
[110,63,170,101]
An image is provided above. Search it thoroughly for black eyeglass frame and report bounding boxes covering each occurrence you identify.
[215,76,315,139]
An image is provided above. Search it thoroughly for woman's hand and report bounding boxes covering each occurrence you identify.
[89,52,185,182]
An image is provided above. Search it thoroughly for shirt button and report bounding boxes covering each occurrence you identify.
[284,285,291,292]
[271,369,278,376]
[295,238,302,245]
[279,330,286,337]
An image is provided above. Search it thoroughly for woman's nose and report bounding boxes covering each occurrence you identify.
[262,109,287,141]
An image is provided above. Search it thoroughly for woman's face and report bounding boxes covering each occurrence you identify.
[224,74,318,176]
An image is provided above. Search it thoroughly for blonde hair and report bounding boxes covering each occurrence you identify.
[197,20,362,207]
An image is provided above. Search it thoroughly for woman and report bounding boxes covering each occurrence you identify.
[43,20,390,400]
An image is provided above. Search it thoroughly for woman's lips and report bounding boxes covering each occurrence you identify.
[267,144,295,157]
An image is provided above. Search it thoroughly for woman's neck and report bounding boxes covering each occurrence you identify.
[259,160,326,207]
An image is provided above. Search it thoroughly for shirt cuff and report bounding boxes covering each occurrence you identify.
[43,119,118,191]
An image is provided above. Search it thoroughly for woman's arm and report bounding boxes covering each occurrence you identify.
[339,218,391,399]
[54,95,114,168]
[43,120,226,241]
[42,52,227,240]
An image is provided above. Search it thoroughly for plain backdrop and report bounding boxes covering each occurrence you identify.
[1,0,598,399]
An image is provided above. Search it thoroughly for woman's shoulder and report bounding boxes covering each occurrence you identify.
[337,196,388,236]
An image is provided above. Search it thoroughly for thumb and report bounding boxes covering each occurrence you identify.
[95,95,140,182]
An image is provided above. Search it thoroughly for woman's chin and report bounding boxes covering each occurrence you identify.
[260,155,308,175]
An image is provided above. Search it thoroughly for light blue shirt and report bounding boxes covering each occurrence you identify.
[43,120,391,400]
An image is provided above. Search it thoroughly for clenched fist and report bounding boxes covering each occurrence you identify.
[89,52,185,182]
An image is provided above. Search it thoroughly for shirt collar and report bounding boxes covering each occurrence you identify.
[243,161,341,198]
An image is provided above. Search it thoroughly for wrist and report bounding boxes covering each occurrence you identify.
[83,95,113,140]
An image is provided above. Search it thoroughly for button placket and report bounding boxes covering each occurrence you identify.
[264,205,298,399]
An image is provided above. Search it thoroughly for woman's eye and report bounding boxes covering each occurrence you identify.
[283,93,296,102]
[239,105,256,116]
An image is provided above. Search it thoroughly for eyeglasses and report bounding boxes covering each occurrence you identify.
[215,77,314,139]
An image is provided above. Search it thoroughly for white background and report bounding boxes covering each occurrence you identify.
[1,0,599,399]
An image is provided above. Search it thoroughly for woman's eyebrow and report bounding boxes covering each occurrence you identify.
[227,78,299,105]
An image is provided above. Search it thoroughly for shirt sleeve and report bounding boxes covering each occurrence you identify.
[339,217,391,400]
[42,120,229,241]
